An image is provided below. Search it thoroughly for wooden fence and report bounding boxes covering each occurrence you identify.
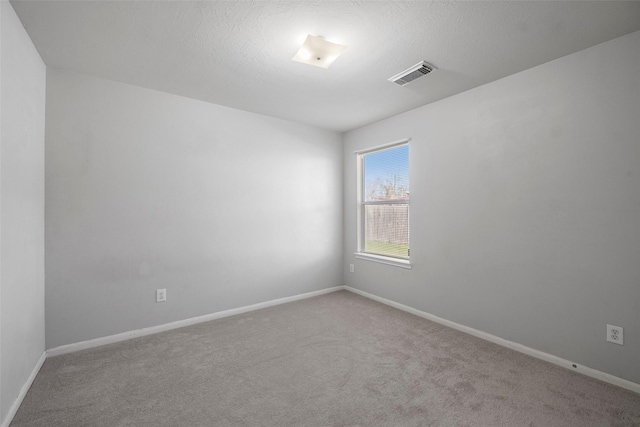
[364,204,409,245]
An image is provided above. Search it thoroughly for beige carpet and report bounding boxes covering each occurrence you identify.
[11,290,640,426]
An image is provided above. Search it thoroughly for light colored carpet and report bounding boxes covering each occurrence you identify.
[11,290,640,426]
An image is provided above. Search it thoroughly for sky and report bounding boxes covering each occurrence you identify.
[363,144,409,199]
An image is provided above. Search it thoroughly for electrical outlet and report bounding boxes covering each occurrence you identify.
[349,264,355,273]
[606,324,623,345]
[156,289,167,303]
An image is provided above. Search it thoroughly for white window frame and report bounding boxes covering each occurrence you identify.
[354,138,412,269]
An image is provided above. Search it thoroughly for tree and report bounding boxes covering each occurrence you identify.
[366,174,408,201]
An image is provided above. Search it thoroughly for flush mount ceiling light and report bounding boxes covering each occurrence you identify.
[292,34,347,69]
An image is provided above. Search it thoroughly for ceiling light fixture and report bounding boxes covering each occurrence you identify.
[292,35,347,69]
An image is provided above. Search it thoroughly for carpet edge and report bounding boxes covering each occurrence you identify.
[344,286,640,395]
[1,351,46,427]
[46,286,346,358]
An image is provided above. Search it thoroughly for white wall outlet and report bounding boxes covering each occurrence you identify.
[606,324,623,345]
[156,289,167,303]
[349,264,355,273]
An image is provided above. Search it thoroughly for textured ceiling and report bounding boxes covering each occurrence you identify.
[10,1,640,132]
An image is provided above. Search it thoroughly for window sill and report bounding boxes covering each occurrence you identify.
[354,252,412,269]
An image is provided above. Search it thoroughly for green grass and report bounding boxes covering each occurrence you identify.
[365,240,410,259]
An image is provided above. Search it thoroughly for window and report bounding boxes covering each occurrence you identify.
[355,140,411,268]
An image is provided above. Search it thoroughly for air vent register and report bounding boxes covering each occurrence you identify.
[388,61,436,86]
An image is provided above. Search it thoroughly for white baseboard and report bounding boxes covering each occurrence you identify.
[344,286,640,395]
[47,286,346,357]
[1,351,46,427]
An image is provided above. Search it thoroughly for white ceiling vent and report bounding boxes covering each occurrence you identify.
[388,61,436,86]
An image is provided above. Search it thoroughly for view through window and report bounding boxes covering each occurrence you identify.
[359,142,409,260]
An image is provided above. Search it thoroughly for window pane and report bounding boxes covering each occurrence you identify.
[364,204,410,259]
[364,145,409,202]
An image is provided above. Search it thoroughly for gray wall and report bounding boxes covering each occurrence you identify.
[45,69,343,349]
[343,30,640,384]
[0,1,46,423]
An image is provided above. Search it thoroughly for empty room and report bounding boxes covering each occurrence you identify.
[2,0,640,425]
